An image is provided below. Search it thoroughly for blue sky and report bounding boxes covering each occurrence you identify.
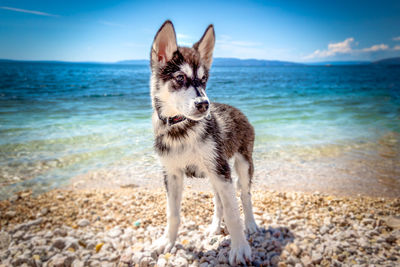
[1,0,400,62]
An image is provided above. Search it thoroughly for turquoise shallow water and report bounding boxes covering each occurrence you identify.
[0,62,399,198]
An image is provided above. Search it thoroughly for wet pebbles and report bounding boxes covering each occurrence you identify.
[0,188,399,266]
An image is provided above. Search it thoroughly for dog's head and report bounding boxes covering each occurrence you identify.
[150,20,215,121]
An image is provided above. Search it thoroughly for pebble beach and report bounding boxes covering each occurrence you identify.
[1,187,399,267]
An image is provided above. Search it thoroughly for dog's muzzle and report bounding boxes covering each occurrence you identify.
[195,100,209,113]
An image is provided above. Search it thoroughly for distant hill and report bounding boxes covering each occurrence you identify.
[0,59,109,64]
[372,57,400,65]
[116,58,302,66]
[3,57,400,66]
[306,61,370,66]
[212,58,302,66]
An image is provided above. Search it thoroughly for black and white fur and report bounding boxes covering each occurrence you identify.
[150,20,258,265]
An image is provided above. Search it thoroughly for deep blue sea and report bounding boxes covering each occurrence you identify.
[1,62,399,198]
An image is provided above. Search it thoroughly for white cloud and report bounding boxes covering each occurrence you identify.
[393,36,400,41]
[305,38,391,59]
[179,42,193,46]
[305,38,354,59]
[394,45,400,51]
[327,38,354,54]
[177,33,191,39]
[361,44,389,52]
[0,6,58,17]
[176,33,194,46]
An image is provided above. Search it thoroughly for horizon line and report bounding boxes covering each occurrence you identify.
[0,57,382,64]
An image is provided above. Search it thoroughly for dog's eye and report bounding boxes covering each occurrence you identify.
[201,75,207,83]
[175,74,185,82]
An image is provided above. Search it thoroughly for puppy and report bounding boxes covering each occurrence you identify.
[149,20,258,265]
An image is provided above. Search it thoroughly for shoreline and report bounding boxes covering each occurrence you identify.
[1,187,399,266]
[66,163,400,199]
[1,130,399,201]
[2,132,399,200]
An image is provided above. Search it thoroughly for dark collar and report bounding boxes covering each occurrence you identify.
[158,113,187,126]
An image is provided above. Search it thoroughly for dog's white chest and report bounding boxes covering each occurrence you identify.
[159,137,214,176]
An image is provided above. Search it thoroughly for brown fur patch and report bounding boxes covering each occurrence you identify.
[211,103,255,181]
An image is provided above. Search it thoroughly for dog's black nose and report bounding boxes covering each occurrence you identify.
[195,101,209,113]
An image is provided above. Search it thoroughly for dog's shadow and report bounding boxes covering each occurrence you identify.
[179,225,295,267]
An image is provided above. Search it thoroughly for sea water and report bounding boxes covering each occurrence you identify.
[0,62,399,198]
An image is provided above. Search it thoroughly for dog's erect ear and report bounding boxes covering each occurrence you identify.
[151,20,178,66]
[193,25,215,69]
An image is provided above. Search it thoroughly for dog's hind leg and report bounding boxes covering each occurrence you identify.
[206,191,223,235]
[234,153,259,234]
[152,171,184,254]
[209,168,252,265]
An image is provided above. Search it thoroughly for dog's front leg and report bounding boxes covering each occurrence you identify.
[206,190,223,235]
[209,174,252,265]
[152,171,183,254]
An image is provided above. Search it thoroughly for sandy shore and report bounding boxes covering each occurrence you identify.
[1,187,399,266]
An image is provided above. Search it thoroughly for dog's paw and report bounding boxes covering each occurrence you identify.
[229,241,252,266]
[151,237,175,255]
[206,222,222,235]
[245,220,259,235]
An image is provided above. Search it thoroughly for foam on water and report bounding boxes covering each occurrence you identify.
[0,62,399,198]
